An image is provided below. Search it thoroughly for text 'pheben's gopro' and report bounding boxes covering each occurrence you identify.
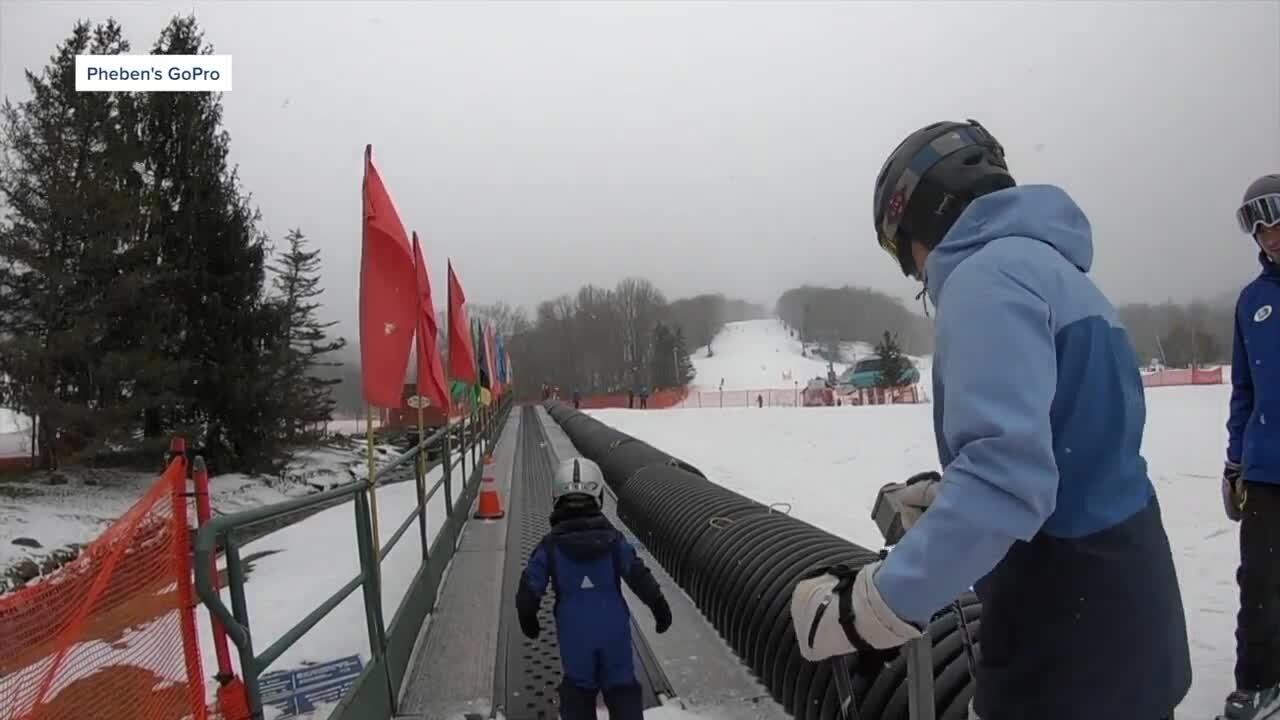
[85,66,221,82]
[75,54,233,92]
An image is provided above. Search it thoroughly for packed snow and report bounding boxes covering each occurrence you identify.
[690,319,848,391]
[690,319,928,393]
[590,383,1236,719]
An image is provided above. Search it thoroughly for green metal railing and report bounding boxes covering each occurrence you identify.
[194,398,514,719]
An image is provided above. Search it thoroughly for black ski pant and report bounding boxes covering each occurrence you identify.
[1237,480,1280,690]
[558,681,642,720]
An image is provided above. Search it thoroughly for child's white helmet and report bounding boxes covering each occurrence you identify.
[553,457,605,506]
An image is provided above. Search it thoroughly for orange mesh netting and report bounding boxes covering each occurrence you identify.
[0,456,208,720]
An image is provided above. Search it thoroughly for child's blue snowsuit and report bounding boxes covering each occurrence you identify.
[516,498,671,720]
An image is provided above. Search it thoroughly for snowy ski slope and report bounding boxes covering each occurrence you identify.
[690,318,930,391]
[592,384,1236,719]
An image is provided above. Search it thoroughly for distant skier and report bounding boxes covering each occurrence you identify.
[572,389,582,410]
[1222,174,1280,720]
[515,458,672,720]
[639,387,649,409]
[790,120,1189,720]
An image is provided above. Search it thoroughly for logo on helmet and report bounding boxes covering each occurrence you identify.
[887,188,907,223]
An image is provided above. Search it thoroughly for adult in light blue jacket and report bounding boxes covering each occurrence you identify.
[797,120,1191,720]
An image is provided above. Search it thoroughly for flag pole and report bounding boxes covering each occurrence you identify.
[363,144,383,573]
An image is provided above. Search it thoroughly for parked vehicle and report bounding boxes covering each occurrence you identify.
[839,357,920,389]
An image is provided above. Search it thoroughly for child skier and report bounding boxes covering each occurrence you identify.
[1223,173,1280,720]
[515,457,672,720]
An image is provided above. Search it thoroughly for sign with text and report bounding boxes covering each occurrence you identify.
[260,655,363,718]
[76,54,233,92]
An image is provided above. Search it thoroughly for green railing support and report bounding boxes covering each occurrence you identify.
[192,397,514,720]
[414,447,429,561]
[442,426,454,519]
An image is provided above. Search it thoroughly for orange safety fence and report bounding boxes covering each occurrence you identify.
[0,451,211,720]
[1142,366,1225,387]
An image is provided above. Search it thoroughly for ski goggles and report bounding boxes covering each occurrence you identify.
[561,480,601,496]
[1237,193,1280,235]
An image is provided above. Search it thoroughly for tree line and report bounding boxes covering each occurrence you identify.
[1117,298,1233,369]
[319,284,769,407]
[775,285,935,358]
[0,18,345,472]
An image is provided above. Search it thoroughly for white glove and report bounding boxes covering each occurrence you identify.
[791,560,921,662]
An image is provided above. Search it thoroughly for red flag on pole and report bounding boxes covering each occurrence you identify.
[412,232,451,413]
[447,261,478,385]
[360,145,416,408]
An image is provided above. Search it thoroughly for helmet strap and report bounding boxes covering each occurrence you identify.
[915,283,931,318]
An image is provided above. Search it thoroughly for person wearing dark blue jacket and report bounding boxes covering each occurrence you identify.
[516,457,672,720]
[1222,173,1280,720]
[791,120,1190,720]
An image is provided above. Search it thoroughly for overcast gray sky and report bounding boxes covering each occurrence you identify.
[2,1,1278,342]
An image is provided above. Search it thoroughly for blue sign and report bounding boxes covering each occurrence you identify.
[260,655,364,718]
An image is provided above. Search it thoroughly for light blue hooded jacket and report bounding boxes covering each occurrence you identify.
[871,185,1190,720]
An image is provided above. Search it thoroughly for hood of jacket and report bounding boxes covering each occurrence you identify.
[549,502,616,561]
[924,184,1093,306]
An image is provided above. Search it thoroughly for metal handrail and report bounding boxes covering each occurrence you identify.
[192,400,513,717]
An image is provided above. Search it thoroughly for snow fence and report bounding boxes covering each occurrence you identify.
[543,399,982,720]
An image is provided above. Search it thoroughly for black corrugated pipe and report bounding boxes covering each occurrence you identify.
[542,400,983,720]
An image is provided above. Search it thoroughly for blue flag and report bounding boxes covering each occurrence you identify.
[496,335,508,383]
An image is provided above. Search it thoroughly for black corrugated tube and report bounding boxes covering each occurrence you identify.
[541,400,983,720]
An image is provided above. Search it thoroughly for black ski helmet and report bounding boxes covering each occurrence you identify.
[873,119,1016,277]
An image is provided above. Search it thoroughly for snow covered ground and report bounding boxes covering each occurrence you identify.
[690,318,929,393]
[0,442,401,577]
[691,319,847,391]
[590,383,1236,719]
[0,407,30,458]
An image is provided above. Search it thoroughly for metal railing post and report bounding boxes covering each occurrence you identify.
[225,535,264,715]
[354,490,388,660]
[443,420,454,516]
[414,440,428,560]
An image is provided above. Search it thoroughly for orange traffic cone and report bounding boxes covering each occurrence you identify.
[475,473,505,519]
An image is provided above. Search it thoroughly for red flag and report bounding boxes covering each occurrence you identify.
[360,145,416,408]
[447,261,478,385]
[412,232,451,414]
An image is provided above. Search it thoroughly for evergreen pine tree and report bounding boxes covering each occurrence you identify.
[268,228,347,441]
[674,327,696,385]
[0,19,173,466]
[139,15,281,471]
[873,330,912,388]
[650,323,676,388]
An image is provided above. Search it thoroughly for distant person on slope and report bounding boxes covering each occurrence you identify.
[1222,174,1280,720]
[515,457,672,720]
[790,120,1190,720]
